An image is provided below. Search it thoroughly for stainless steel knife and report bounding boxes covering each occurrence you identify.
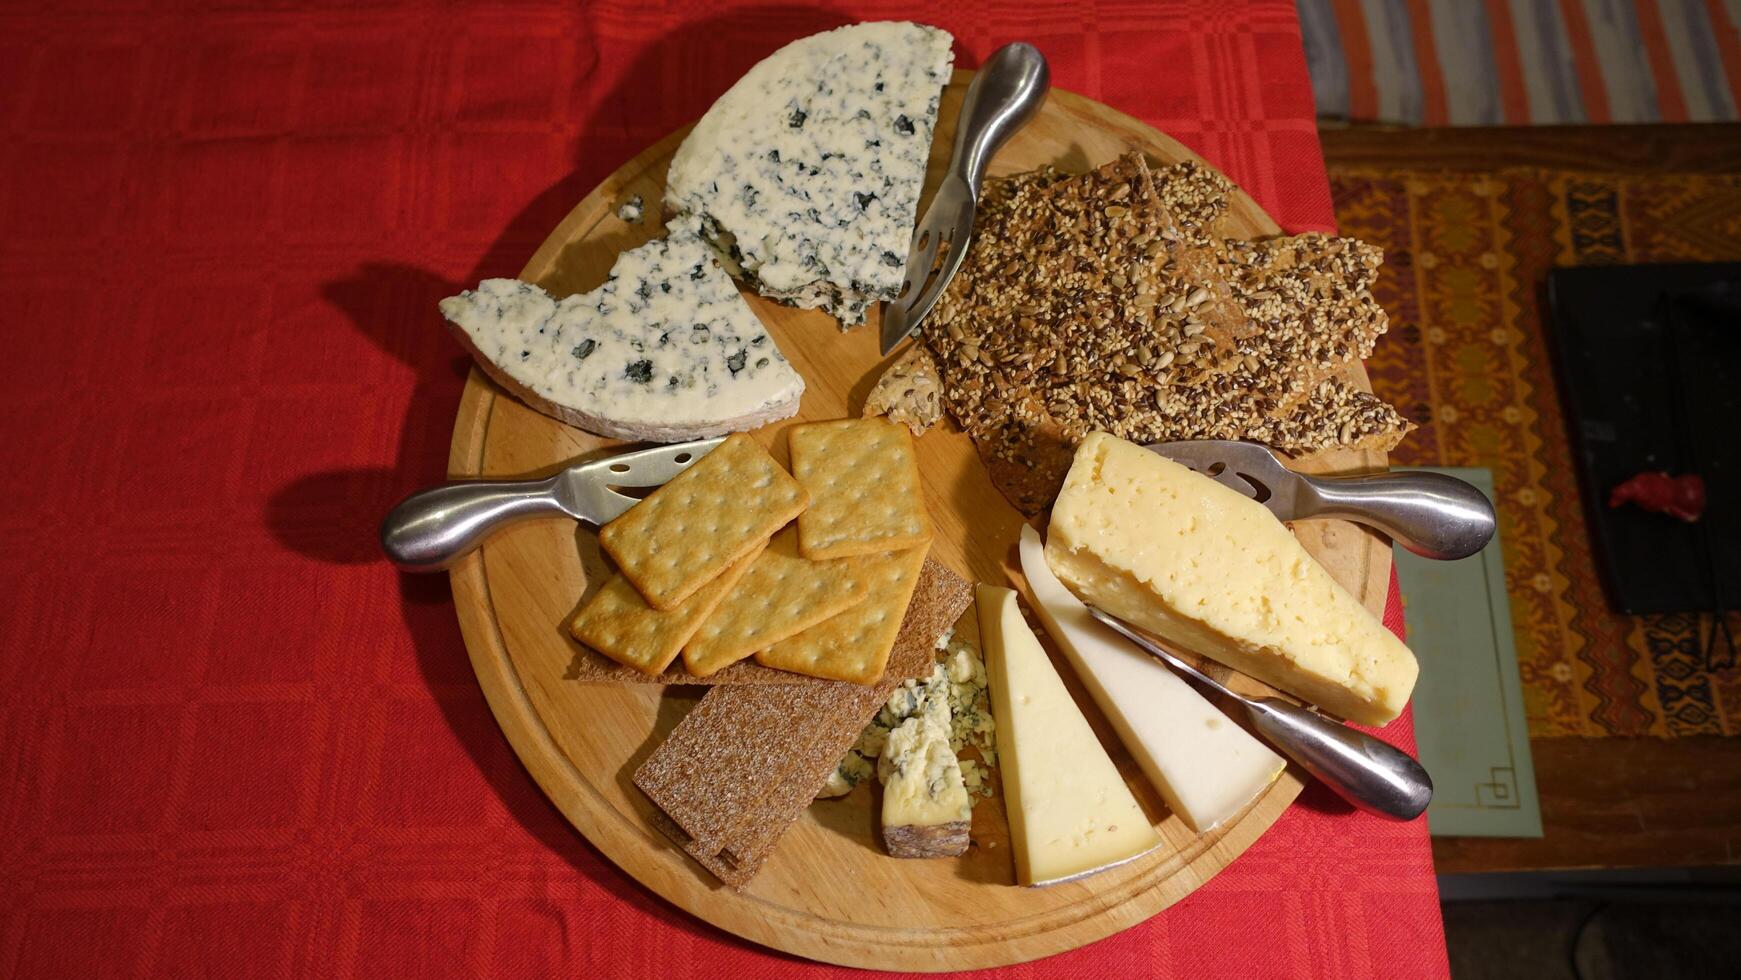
[1146,439,1496,560]
[1089,607,1434,821]
[379,437,722,572]
[879,42,1050,355]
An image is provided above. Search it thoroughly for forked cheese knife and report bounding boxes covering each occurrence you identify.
[1089,608,1434,821]
[379,437,722,572]
[879,42,1050,355]
[1146,439,1496,560]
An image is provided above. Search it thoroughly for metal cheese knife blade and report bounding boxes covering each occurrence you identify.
[1088,608,1434,821]
[1146,439,1496,561]
[379,437,722,572]
[880,42,1050,355]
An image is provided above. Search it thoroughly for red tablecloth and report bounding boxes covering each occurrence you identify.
[0,1,1446,977]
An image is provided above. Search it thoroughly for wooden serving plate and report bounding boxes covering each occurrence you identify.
[447,75,1390,971]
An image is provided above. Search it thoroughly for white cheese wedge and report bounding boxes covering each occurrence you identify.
[977,584,1162,886]
[1045,432,1419,726]
[667,22,955,326]
[438,215,804,442]
[1019,525,1285,832]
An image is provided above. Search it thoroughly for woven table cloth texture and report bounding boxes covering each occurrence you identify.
[0,1,1446,977]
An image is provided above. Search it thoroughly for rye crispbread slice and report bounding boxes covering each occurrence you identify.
[633,556,972,889]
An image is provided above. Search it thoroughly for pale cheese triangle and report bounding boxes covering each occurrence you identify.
[976,584,1162,886]
[1019,525,1284,832]
[1044,432,1418,725]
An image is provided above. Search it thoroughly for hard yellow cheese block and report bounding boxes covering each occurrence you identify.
[1019,525,1285,833]
[1044,432,1418,726]
[977,583,1162,886]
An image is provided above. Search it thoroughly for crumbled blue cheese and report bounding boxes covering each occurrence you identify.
[438,215,804,441]
[817,632,997,800]
[667,22,954,326]
[617,194,644,224]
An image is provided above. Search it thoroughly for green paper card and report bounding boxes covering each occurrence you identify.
[1394,467,1542,838]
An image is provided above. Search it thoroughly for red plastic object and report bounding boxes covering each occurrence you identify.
[1608,471,1707,522]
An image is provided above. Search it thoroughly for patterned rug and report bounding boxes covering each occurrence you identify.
[1331,168,1741,737]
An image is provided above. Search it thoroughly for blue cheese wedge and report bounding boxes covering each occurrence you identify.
[667,22,954,326]
[438,216,804,442]
[817,637,995,804]
[878,695,971,857]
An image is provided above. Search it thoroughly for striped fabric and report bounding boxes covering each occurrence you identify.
[1300,0,1741,123]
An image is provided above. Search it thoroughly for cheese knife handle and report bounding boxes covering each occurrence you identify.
[379,476,566,573]
[1245,697,1434,820]
[949,42,1050,191]
[1298,470,1496,561]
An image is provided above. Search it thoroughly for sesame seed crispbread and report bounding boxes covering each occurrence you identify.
[923,158,1413,515]
[680,527,870,678]
[568,542,765,676]
[634,557,973,889]
[1152,160,1235,248]
[598,432,807,610]
[754,542,931,684]
[1215,233,1390,414]
[790,419,933,560]
[861,343,945,436]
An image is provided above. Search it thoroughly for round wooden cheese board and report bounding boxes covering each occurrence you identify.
[446,75,1392,971]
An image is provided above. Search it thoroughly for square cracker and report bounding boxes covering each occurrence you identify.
[754,541,931,684]
[569,541,765,675]
[564,646,829,685]
[599,433,807,610]
[634,556,974,887]
[789,419,933,560]
[681,527,870,678]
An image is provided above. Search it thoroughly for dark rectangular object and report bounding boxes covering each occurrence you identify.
[1545,264,1740,614]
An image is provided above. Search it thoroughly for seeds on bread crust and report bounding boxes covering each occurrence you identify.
[920,156,1412,514]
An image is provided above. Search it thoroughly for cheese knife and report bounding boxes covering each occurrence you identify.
[1089,608,1434,821]
[379,437,722,572]
[880,42,1050,355]
[1146,439,1496,560]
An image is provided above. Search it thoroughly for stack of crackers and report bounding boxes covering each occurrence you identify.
[633,559,972,887]
[878,152,1413,515]
[571,422,936,685]
[565,422,975,889]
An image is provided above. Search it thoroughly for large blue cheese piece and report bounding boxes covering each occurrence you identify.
[439,217,805,442]
[667,22,954,327]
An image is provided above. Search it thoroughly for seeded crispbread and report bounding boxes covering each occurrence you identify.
[598,432,807,610]
[1211,233,1390,414]
[923,158,1412,515]
[754,542,931,684]
[634,557,973,889]
[568,541,765,675]
[680,527,869,678]
[862,343,945,436]
[790,419,933,560]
